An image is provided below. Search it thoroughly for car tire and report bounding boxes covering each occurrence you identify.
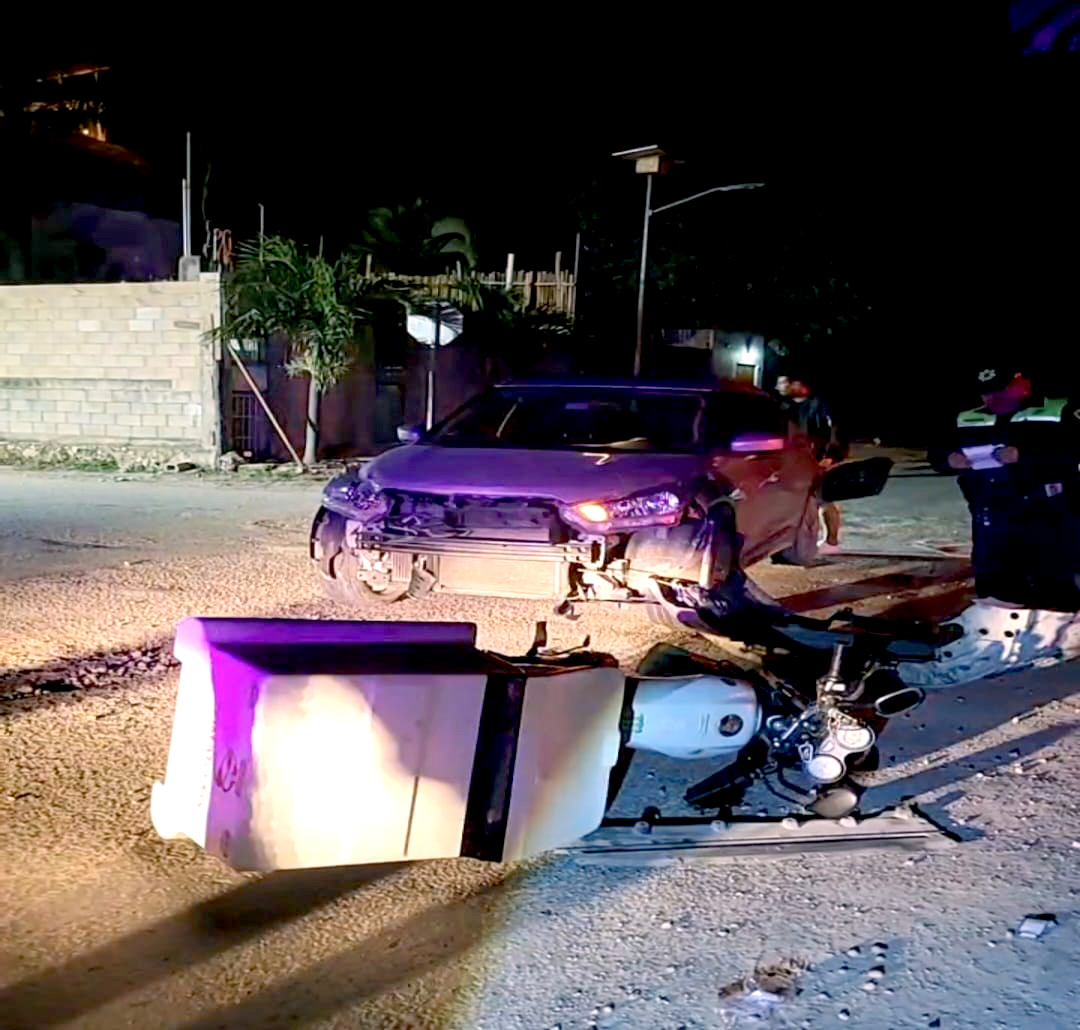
[314,511,409,605]
[643,512,737,630]
[702,507,738,590]
[328,549,410,604]
[773,495,821,566]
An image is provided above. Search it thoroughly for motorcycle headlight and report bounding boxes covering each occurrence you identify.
[563,488,684,532]
[323,474,389,521]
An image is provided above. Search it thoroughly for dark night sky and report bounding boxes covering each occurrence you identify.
[7,10,1079,430]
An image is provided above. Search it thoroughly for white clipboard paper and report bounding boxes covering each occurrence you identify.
[961,444,1005,471]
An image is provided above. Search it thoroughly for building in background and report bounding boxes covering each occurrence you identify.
[1,61,180,284]
[659,329,767,386]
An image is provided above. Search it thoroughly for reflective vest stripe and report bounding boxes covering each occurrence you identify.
[957,407,996,427]
[1011,398,1067,423]
[956,398,1067,428]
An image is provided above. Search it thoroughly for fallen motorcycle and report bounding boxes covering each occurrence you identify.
[150,575,960,872]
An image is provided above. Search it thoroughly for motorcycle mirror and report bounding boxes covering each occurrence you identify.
[873,686,925,718]
[397,424,423,444]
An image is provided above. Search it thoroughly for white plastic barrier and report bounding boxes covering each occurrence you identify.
[151,618,626,870]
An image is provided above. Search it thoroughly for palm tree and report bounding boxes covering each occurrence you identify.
[213,236,383,465]
[356,198,468,275]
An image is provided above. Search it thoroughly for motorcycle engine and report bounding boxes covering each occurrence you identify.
[799,711,876,783]
[766,706,877,784]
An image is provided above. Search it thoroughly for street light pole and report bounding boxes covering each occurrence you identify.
[615,147,764,378]
[633,172,654,378]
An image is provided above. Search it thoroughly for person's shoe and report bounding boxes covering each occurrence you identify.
[818,542,843,556]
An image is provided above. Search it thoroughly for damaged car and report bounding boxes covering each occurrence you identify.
[310,378,827,621]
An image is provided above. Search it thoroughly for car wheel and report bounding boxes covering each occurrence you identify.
[328,549,410,604]
[773,495,821,566]
[314,511,409,604]
[702,508,738,590]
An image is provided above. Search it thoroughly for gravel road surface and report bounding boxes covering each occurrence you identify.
[1,467,1077,1029]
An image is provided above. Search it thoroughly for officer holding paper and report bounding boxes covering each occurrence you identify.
[930,363,1080,611]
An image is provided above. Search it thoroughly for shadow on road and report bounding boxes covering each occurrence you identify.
[870,657,1080,766]
[169,874,515,1030]
[0,863,405,1029]
[778,558,972,613]
[865,721,1079,811]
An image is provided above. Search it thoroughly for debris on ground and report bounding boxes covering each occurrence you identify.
[1017,913,1057,939]
[217,450,246,472]
[0,644,179,701]
[717,958,807,1022]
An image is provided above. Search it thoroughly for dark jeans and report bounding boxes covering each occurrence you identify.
[970,496,1080,611]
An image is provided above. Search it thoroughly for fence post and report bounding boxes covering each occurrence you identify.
[572,232,581,316]
[554,251,562,311]
[505,253,514,289]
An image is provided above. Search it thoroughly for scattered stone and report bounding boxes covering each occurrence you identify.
[165,461,198,473]
[929,1020,941,1028]
[862,981,877,991]
[871,943,888,956]
[838,1009,850,1021]
[867,967,885,980]
[845,946,861,957]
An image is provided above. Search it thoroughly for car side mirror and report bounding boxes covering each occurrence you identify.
[821,457,894,502]
[396,425,423,444]
[728,433,787,454]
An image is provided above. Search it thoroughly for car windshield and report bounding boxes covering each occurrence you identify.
[426,387,707,453]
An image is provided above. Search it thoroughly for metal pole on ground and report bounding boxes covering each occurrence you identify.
[227,341,306,470]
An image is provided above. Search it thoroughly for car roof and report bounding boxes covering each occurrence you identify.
[494,376,764,395]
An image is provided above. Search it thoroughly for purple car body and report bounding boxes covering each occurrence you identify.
[366,445,705,504]
[311,379,820,613]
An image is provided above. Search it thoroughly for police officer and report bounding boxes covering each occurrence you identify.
[931,363,1080,612]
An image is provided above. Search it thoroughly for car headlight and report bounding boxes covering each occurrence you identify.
[322,474,389,521]
[562,488,684,532]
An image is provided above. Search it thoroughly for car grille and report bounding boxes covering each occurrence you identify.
[382,492,567,542]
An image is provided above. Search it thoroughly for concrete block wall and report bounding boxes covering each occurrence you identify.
[0,275,221,463]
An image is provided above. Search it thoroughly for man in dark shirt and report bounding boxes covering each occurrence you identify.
[776,368,847,551]
[929,363,1080,610]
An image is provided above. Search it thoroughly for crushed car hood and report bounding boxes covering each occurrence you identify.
[364,446,705,504]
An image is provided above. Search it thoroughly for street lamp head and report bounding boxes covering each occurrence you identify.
[613,145,667,175]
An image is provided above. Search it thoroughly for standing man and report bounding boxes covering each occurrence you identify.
[929,363,1080,610]
[775,368,847,553]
